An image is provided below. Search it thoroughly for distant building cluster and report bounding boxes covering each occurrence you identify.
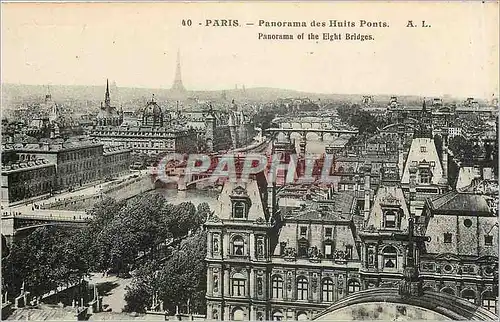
[203,99,498,320]
[1,138,131,204]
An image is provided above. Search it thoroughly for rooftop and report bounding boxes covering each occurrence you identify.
[428,191,497,216]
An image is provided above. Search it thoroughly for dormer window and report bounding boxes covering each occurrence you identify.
[300,227,307,237]
[383,209,398,229]
[230,186,250,219]
[325,228,332,238]
[485,235,493,246]
[233,201,246,218]
[420,146,427,153]
[419,168,432,184]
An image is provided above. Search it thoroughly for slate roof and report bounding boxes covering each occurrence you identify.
[287,192,355,222]
[428,191,495,216]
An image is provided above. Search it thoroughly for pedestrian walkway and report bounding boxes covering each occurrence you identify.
[87,273,131,313]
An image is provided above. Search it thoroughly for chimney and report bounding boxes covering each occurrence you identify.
[363,173,371,221]
[442,136,448,181]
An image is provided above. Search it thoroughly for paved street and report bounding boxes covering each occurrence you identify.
[88,273,132,313]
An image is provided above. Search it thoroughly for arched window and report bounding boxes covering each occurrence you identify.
[441,287,455,296]
[272,275,284,298]
[297,312,308,320]
[347,279,361,294]
[232,272,246,297]
[297,276,308,300]
[461,289,476,304]
[231,307,245,321]
[321,278,334,302]
[382,246,398,269]
[482,291,497,314]
[272,310,284,321]
[232,236,244,256]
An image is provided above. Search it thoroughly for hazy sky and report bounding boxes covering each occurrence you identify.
[2,2,498,98]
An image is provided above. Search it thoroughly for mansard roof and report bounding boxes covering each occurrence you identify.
[401,137,444,185]
[364,185,410,231]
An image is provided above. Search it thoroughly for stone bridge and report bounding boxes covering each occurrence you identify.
[266,127,358,142]
[2,210,90,243]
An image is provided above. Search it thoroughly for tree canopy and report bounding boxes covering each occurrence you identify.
[124,230,208,314]
[3,193,211,306]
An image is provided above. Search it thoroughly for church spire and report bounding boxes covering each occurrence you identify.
[172,50,186,92]
[105,79,111,108]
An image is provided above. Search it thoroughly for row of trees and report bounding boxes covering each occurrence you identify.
[2,192,211,310]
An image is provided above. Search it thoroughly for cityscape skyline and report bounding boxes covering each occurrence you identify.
[2,2,499,99]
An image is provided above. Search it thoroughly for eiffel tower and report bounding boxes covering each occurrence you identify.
[171,50,186,92]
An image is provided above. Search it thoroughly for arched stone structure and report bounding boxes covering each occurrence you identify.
[313,288,497,321]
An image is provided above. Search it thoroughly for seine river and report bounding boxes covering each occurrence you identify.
[155,138,333,211]
[157,188,221,211]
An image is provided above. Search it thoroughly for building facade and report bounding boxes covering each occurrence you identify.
[2,138,132,196]
[204,172,498,320]
[1,156,56,204]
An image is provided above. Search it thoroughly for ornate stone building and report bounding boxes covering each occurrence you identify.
[90,95,198,155]
[204,171,498,320]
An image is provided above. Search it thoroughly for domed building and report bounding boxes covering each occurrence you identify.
[90,93,197,155]
[141,95,165,127]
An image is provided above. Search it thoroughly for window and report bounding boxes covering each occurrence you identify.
[233,201,246,218]
[322,278,334,302]
[280,242,287,255]
[346,245,353,259]
[272,310,284,321]
[464,219,472,228]
[444,233,452,244]
[485,235,493,246]
[297,276,308,300]
[300,227,307,237]
[462,289,476,304]
[232,236,245,256]
[347,279,361,294]
[232,275,246,296]
[232,307,245,321]
[419,169,432,184]
[384,210,397,228]
[298,238,309,258]
[271,275,284,298]
[442,287,455,296]
[324,240,333,258]
[420,146,427,152]
[482,291,497,314]
[382,246,397,269]
[297,312,308,320]
[325,227,332,238]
